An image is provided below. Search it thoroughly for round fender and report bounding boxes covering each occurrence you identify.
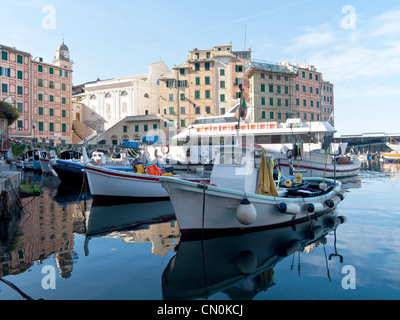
[161,145,170,155]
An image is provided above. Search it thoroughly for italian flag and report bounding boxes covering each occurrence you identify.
[240,99,248,120]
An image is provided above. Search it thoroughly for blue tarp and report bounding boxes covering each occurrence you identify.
[141,136,160,144]
[121,141,140,148]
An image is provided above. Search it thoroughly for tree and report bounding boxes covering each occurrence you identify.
[0,101,19,126]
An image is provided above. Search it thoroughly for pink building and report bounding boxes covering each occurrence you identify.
[0,42,73,144]
[322,80,334,126]
[293,65,323,122]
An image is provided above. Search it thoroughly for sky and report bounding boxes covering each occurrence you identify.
[1,0,400,136]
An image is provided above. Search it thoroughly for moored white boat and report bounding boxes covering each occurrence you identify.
[160,148,346,235]
[276,151,361,178]
[85,162,209,202]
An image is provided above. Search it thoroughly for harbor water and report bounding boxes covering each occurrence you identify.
[1,160,400,300]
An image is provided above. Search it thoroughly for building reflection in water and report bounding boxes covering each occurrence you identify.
[1,177,181,281]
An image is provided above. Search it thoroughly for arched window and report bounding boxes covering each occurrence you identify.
[90,95,96,100]
[144,93,149,98]
[121,91,128,96]
[105,93,112,98]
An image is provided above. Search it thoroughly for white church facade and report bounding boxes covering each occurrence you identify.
[72,61,171,135]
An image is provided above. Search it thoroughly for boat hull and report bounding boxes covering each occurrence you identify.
[85,164,169,201]
[277,158,361,178]
[381,153,400,163]
[160,177,343,236]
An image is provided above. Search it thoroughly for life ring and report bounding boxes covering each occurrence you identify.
[161,145,170,155]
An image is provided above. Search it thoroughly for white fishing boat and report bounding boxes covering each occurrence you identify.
[160,148,346,235]
[276,148,361,178]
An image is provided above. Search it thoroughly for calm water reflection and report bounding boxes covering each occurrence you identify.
[1,160,400,300]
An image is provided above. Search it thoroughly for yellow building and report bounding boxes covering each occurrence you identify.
[159,43,251,131]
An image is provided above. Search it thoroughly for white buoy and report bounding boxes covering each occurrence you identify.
[319,182,328,190]
[236,250,257,274]
[236,198,257,225]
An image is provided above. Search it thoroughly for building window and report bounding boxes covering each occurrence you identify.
[235,65,243,72]
[261,84,265,92]
[17,55,23,64]
[180,68,185,75]
[220,81,225,88]
[270,112,274,119]
[277,86,281,94]
[303,113,307,120]
[50,95,54,102]
[38,94,43,101]
[205,77,210,85]
[169,94,174,101]
[49,122,54,132]
[62,83,66,91]
[17,120,23,130]
[205,106,211,114]
[196,77,200,85]
[180,93,185,101]
[1,84,7,93]
[296,98,299,106]
[1,51,8,60]
[269,84,273,93]
[17,103,23,113]
[135,125,139,132]
[195,63,200,71]
[181,120,186,128]
[17,86,23,95]
[17,70,23,80]
[220,69,225,76]
[50,108,54,116]
[269,98,273,106]
[38,107,43,115]
[296,84,299,91]
[205,62,210,70]
[302,71,305,78]
[261,97,265,105]
[180,106,185,114]
[169,107,174,115]
[49,67,54,75]
[62,110,66,117]
[195,91,200,99]
[62,97,66,104]
[205,90,210,99]
[153,124,157,130]
[195,106,200,114]
[144,125,148,132]
[220,108,225,115]
[261,111,266,119]
[220,94,225,102]
[39,122,44,132]
[38,79,43,87]
[38,65,43,72]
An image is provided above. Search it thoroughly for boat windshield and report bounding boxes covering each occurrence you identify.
[191,116,238,126]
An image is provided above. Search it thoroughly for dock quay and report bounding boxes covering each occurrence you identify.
[0,163,22,218]
[337,133,400,154]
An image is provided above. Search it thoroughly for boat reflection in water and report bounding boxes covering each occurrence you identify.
[84,200,179,257]
[162,210,346,300]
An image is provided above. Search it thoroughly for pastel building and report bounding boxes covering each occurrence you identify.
[246,60,298,122]
[293,64,323,122]
[0,42,73,144]
[246,60,334,124]
[72,61,170,140]
[159,43,251,131]
[0,45,32,138]
[322,80,334,125]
